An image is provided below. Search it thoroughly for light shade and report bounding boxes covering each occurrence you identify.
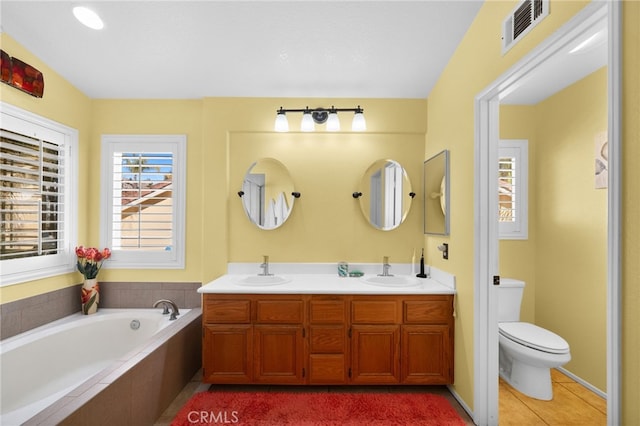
[73,6,104,30]
[326,111,340,131]
[274,111,289,132]
[301,112,315,132]
[352,111,367,131]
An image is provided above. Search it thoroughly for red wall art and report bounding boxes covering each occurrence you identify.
[0,49,44,98]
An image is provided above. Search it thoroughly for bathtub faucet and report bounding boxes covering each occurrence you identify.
[153,299,180,320]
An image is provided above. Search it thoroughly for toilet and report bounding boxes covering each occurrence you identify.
[498,278,571,400]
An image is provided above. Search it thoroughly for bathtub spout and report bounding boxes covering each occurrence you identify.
[153,299,180,320]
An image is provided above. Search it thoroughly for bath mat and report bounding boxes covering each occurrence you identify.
[171,390,467,425]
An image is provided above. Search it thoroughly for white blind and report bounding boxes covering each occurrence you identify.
[499,139,528,239]
[0,128,65,260]
[499,156,516,223]
[111,151,173,251]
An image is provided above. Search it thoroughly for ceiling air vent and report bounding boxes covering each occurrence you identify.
[502,0,549,54]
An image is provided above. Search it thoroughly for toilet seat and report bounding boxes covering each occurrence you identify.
[499,322,570,354]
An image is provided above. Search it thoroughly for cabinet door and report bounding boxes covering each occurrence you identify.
[351,325,400,384]
[254,325,305,384]
[202,325,252,383]
[401,324,453,384]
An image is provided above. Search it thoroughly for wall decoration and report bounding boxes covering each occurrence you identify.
[0,49,44,98]
[594,130,608,189]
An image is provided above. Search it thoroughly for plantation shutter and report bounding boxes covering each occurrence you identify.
[499,140,528,239]
[0,128,65,260]
[111,151,174,251]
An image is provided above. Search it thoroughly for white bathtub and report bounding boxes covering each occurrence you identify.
[0,308,191,426]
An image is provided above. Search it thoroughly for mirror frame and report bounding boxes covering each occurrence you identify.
[423,149,450,235]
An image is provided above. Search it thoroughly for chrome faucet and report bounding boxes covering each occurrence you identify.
[259,255,273,276]
[379,256,393,277]
[153,299,180,320]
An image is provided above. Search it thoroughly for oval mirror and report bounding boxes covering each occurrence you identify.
[240,158,296,230]
[357,159,413,231]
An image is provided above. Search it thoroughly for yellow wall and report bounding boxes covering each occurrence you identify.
[535,67,608,391]
[499,105,538,324]
[200,97,427,283]
[501,67,608,392]
[89,100,205,283]
[423,0,594,411]
[622,2,640,423]
[0,34,92,303]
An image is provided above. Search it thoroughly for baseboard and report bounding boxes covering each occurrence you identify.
[557,367,607,400]
[446,384,476,424]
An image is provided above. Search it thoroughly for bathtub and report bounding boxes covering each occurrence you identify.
[0,308,201,426]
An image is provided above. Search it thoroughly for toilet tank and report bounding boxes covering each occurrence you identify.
[498,278,525,322]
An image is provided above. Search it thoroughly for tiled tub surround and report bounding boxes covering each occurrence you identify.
[7,308,201,425]
[0,281,202,426]
[0,281,201,340]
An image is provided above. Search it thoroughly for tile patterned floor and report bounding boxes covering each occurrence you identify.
[499,369,607,425]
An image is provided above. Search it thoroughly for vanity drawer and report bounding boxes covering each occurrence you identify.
[351,299,400,324]
[310,297,347,323]
[255,299,305,324]
[403,298,453,324]
[204,299,251,324]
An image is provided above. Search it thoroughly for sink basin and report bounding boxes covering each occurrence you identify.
[360,275,422,288]
[235,275,291,286]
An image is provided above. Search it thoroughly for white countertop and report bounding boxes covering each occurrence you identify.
[198,263,455,295]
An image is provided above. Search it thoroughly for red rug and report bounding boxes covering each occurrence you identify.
[171,391,467,425]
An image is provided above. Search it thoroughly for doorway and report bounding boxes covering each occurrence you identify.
[472,2,621,425]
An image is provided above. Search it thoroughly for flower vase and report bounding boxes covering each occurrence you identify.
[81,278,100,315]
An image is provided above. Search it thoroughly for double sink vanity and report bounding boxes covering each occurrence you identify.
[198,263,455,386]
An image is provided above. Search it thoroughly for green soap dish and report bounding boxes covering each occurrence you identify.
[349,271,364,277]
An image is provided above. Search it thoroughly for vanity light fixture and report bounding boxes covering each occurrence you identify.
[274,106,366,132]
[73,6,104,30]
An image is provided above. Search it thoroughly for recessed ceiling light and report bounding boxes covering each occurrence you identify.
[73,6,104,30]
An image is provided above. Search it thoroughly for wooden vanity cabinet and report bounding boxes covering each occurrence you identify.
[253,297,306,384]
[202,295,306,384]
[202,293,454,386]
[308,295,349,384]
[401,296,454,384]
[350,297,401,384]
[202,298,252,383]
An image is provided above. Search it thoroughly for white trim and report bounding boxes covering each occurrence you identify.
[100,134,186,269]
[473,2,619,425]
[606,1,622,423]
[0,102,78,286]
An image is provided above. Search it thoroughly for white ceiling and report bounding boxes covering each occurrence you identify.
[0,1,606,103]
[0,1,484,100]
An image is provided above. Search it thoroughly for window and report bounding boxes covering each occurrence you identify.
[0,103,78,286]
[499,139,528,239]
[100,135,186,269]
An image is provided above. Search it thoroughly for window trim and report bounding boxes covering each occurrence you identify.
[0,102,78,286]
[499,139,528,240]
[100,134,186,269]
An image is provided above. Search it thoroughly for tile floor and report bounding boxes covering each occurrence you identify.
[499,369,607,425]
[155,369,605,425]
[154,370,475,425]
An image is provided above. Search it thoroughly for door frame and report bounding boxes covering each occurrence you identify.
[472,2,621,425]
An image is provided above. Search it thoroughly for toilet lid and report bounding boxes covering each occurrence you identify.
[499,322,570,354]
